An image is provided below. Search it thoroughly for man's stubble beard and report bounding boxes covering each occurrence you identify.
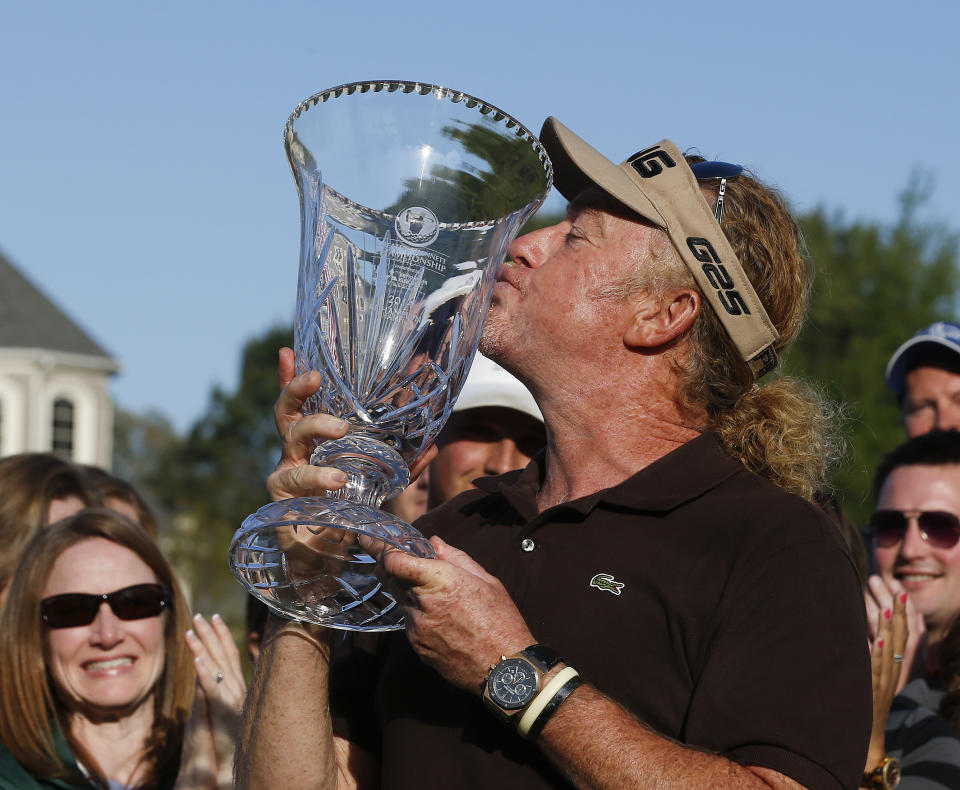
[478,302,510,364]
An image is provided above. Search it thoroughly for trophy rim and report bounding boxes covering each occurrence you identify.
[284,78,554,191]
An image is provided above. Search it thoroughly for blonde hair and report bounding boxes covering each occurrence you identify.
[0,509,194,788]
[642,161,841,499]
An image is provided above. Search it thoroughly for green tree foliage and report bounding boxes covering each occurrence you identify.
[112,408,181,498]
[785,174,959,522]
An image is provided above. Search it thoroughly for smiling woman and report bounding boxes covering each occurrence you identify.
[0,509,194,789]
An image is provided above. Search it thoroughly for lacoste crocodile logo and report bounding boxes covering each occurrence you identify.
[589,573,625,596]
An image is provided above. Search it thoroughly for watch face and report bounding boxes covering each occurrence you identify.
[488,658,540,710]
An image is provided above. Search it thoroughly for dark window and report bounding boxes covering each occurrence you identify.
[52,398,74,458]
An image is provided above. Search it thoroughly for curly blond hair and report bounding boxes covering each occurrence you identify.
[650,159,842,499]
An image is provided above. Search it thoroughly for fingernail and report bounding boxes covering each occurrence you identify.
[901,593,908,604]
[885,609,891,620]
[878,639,884,649]
[331,471,348,484]
[333,418,349,430]
[212,613,222,622]
[194,613,204,622]
[186,629,196,639]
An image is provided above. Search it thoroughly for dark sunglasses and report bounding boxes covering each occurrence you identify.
[869,509,960,549]
[690,160,744,225]
[42,583,170,629]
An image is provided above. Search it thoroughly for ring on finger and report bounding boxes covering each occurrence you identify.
[215,670,224,684]
[893,654,905,663]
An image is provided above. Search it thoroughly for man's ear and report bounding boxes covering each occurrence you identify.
[624,289,700,349]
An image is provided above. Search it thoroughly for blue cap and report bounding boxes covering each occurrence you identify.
[885,321,960,395]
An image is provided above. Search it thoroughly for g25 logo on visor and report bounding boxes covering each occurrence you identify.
[628,145,676,178]
[686,237,752,317]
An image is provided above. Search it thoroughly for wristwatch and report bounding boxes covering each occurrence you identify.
[862,756,901,789]
[482,644,562,723]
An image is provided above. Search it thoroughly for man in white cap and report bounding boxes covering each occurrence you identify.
[886,322,960,437]
[382,353,545,522]
[426,352,545,510]
[240,122,871,789]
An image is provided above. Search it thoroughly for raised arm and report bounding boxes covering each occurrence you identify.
[235,614,378,790]
[236,351,432,789]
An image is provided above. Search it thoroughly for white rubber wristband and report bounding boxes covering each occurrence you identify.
[516,666,579,737]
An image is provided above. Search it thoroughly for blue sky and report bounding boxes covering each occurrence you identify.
[2,1,957,432]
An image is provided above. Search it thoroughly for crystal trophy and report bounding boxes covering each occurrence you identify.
[229,81,552,630]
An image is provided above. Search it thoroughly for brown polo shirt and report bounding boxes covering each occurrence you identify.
[331,432,872,790]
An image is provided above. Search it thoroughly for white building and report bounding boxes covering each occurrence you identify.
[0,253,120,466]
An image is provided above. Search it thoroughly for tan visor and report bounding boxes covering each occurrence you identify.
[539,117,779,379]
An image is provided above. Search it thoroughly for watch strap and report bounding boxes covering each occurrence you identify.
[520,644,563,672]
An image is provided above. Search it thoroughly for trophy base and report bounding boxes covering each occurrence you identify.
[229,496,436,631]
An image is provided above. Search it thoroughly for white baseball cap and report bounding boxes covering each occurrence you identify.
[453,353,543,423]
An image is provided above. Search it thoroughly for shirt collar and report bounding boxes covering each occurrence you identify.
[474,432,743,516]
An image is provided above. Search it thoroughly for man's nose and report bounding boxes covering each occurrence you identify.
[484,439,522,476]
[507,225,556,270]
[900,519,931,558]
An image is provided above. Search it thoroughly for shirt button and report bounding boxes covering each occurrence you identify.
[521,538,536,552]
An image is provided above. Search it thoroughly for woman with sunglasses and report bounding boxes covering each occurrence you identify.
[0,508,195,788]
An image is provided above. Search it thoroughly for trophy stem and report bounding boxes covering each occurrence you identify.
[309,434,410,508]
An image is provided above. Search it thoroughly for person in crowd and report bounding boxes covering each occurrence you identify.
[0,509,194,788]
[0,453,94,603]
[820,486,960,789]
[872,432,960,688]
[239,120,872,789]
[866,431,960,787]
[871,432,960,698]
[79,471,247,790]
[81,466,159,539]
[821,486,960,789]
[886,322,960,438]
[382,352,545,523]
[425,352,545,510]
[0,508,246,790]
